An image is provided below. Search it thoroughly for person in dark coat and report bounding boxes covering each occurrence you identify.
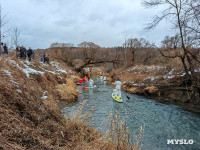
[16,47,21,58]
[43,53,46,63]
[3,43,8,58]
[21,46,27,59]
[27,47,33,61]
[0,43,3,56]
[46,55,50,63]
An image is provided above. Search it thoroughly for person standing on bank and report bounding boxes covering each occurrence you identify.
[3,43,8,58]
[0,43,3,56]
[27,47,33,61]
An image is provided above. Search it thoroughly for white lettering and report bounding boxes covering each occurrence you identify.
[174,139,179,144]
[179,139,183,144]
[183,139,188,144]
[167,139,193,145]
[167,139,174,144]
[189,140,193,144]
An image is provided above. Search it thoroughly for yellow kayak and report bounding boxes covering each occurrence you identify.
[112,92,123,103]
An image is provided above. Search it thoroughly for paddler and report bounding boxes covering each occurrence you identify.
[83,78,85,82]
[79,79,82,83]
[100,75,103,80]
[88,73,91,80]
[114,77,122,99]
[103,75,106,81]
[89,77,94,87]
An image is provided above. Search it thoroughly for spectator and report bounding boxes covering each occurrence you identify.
[40,55,43,63]
[16,47,21,58]
[43,53,46,63]
[0,43,3,56]
[32,50,35,59]
[3,43,8,58]
[46,55,50,63]
[27,47,33,61]
[21,46,27,59]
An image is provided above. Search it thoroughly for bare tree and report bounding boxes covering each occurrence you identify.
[10,26,22,48]
[124,37,150,64]
[143,0,200,104]
[0,4,9,46]
[50,42,74,48]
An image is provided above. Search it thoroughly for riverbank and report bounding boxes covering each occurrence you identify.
[0,55,138,149]
[108,65,200,112]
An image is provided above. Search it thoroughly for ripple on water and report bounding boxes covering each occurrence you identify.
[61,81,200,150]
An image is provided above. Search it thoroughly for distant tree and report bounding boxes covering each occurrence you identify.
[50,42,74,48]
[78,41,100,49]
[124,37,150,64]
[10,26,22,48]
[0,4,9,46]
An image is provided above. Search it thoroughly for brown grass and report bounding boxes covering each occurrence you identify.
[0,55,141,150]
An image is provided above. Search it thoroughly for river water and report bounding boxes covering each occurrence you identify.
[61,79,200,150]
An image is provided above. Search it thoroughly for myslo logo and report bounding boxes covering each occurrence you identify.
[167,139,193,144]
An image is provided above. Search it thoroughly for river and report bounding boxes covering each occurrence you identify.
[61,79,200,150]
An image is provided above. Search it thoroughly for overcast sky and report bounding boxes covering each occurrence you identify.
[1,0,174,49]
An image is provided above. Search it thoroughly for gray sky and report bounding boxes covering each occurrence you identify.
[1,0,174,49]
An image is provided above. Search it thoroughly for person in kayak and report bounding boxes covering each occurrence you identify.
[89,78,94,87]
[114,77,122,99]
[103,75,106,81]
[100,75,103,80]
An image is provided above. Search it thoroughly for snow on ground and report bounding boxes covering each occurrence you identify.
[50,62,68,73]
[9,60,44,78]
[41,91,48,99]
[144,76,160,81]
[16,89,22,93]
[126,65,165,73]
[4,70,19,87]
[83,67,90,73]
[194,68,200,72]
[39,66,56,74]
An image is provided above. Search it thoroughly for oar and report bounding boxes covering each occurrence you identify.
[121,90,130,99]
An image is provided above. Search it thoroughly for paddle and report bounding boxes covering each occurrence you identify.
[121,90,130,99]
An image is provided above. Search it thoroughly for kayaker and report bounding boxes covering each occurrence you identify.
[114,77,122,99]
[79,79,82,83]
[100,75,103,80]
[103,75,106,81]
[83,77,86,82]
[89,78,94,87]
[88,74,91,80]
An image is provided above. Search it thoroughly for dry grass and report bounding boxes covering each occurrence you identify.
[0,56,142,150]
[144,86,159,94]
[64,101,143,150]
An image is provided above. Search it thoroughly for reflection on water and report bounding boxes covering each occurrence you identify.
[61,79,200,150]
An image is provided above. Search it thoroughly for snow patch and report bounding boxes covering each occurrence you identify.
[9,60,44,78]
[41,96,48,99]
[41,91,48,99]
[16,89,22,93]
[194,68,200,72]
[145,76,159,81]
[163,75,175,79]
[4,70,19,87]
[39,66,56,74]
[83,67,90,73]
[51,62,67,73]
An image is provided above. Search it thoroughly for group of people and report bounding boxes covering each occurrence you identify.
[16,46,34,61]
[79,73,122,99]
[40,54,50,63]
[97,74,107,81]
[0,43,8,58]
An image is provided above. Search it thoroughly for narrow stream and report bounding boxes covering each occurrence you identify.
[61,79,200,150]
